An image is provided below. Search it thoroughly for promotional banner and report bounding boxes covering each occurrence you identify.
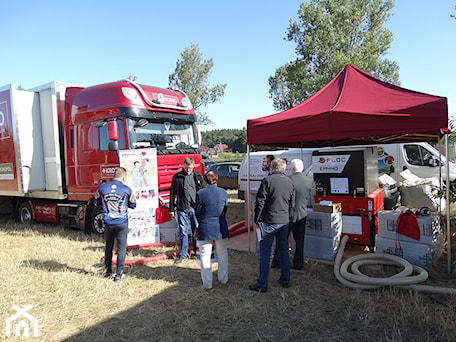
[312,154,351,174]
[119,148,160,245]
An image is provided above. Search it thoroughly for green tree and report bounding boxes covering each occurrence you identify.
[201,128,247,153]
[269,0,399,111]
[169,44,227,125]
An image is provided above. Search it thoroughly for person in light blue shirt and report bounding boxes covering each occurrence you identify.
[94,167,136,281]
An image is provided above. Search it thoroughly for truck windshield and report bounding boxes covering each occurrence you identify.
[127,118,199,154]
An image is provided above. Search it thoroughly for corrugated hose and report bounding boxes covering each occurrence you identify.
[334,235,456,294]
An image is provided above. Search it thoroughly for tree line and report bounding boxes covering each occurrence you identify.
[201,128,287,153]
[201,129,246,153]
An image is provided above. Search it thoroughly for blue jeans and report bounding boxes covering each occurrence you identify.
[105,222,128,275]
[177,208,198,258]
[257,222,290,289]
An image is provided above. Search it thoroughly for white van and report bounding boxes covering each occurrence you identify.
[377,142,456,183]
[237,148,315,200]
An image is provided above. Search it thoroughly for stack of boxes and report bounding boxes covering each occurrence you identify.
[376,210,444,267]
[158,219,180,243]
[304,205,342,261]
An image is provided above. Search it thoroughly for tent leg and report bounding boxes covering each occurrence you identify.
[247,145,251,253]
[446,135,451,273]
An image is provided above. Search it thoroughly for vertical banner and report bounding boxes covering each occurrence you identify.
[119,148,160,245]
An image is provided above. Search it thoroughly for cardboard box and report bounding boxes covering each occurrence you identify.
[312,203,342,213]
[159,228,179,243]
[306,209,342,239]
[375,235,444,267]
[304,234,341,261]
[378,211,441,244]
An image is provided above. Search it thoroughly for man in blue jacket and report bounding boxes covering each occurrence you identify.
[194,171,229,289]
[94,167,136,281]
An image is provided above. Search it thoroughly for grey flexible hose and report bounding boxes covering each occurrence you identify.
[334,235,456,294]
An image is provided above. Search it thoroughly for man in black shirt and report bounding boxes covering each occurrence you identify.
[169,157,205,263]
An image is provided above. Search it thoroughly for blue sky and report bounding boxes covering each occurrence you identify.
[1,1,455,130]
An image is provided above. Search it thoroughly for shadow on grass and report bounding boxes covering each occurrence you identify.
[23,259,96,275]
[60,252,456,342]
[0,216,105,243]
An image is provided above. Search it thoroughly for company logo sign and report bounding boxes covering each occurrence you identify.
[0,163,14,180]
[101,165,116,179]
[312,154,351,173]
[5,304,39,337]
[152,93,178,106]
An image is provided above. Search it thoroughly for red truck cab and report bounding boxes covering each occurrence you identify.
[0,79,202,234]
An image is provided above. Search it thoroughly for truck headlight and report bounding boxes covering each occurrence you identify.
[121,87,142,104]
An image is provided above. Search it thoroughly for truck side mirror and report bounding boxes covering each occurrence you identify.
[107,121,119,141]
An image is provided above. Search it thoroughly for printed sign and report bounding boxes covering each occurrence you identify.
[100,165,116,179]
[330,177,349,194]
[377,146,395,174]
[120,148,160,245]
[312,154,351,174]
[0,97,11,140]
[0,163,14,180]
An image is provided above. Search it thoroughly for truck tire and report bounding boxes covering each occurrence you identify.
[91,206,105,234]
[18,202,33,225]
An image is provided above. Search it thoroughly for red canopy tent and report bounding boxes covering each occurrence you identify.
[247,64,448,147]
[246,64,452,272]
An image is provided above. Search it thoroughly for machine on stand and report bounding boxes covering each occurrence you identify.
[312,147,384,251]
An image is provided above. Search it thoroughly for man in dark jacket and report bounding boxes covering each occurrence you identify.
[169,157,205,263]
[94,167,136,281]
[289,159,313,270]
[249,158,294,292]
[194,171,229,289]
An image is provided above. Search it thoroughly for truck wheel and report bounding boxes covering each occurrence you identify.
[91,206,105,234]
[18,202,33,225]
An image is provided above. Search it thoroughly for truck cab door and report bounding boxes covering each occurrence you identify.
[71,119,125,197]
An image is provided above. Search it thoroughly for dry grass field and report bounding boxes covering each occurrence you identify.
[1,190,456,341]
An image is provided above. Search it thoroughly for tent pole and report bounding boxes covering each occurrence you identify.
[247,145,251,253]
[445,135,451,273]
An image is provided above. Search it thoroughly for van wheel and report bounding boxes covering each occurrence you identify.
[18,202,33,225]
[91,206,105,234]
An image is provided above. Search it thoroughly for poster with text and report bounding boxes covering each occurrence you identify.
[119,148,160,245]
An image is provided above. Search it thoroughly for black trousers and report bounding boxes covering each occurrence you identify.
[289,218,307,270]
[105,222,128,275]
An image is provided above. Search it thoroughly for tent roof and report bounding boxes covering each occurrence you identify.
[247,64,448,148]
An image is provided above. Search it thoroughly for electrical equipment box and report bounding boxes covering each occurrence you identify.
[312,147,383,249]
[312,147,378,197]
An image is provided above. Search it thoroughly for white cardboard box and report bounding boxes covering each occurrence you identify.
[159,228,180,243]
[378,211,441,244]
[304,234,340,261]
[375,235,444,267]
[306,209,342,239]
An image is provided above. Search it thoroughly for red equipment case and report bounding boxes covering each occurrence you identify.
[314,188,384,249]
[312,147,384,250]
